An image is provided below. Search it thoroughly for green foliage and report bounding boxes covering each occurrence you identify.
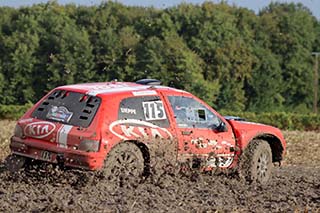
[0,103,33,119]
[245,47,284,112]
[220,110,320,131]
[259,3,317,112]
[0,1,319,115]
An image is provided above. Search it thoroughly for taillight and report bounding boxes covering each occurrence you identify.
[14,125,24,138]
[78,139,100,152]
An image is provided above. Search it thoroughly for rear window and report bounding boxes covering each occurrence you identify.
[31,90,101,128]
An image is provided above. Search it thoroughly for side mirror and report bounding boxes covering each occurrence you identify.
[216,121,228,132]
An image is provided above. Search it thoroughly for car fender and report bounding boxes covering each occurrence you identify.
[227,120,286,158]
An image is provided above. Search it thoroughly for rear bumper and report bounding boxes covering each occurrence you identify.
[10,136,104,170]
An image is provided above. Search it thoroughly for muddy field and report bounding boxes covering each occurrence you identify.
[0,120,319,212]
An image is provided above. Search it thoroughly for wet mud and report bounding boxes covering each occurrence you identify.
[0,162,318,212]
[0,127,319,212]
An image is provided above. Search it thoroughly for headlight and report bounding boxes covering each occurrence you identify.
[14,125,23,138]
[78,139,100,152]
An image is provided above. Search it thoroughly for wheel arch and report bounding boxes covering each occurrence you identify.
[252,134,284,163]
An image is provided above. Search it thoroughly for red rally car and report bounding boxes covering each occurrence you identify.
[7,79,286,183]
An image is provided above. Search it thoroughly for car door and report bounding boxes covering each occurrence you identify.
[165,95,236,168]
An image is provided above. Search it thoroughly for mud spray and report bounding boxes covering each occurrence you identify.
[0,138,319,212]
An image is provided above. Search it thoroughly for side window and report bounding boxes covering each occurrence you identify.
[118,96,169,128]
[168,96,221,129]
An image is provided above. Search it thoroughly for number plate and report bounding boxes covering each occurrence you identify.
[41,150,52,161]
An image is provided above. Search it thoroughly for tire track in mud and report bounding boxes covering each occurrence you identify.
[0,162,319,212]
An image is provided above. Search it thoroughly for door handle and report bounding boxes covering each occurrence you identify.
[181,130,193,135]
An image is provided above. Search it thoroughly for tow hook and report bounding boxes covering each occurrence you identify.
[56,154,65,167]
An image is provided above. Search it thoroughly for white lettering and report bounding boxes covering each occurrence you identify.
[120,108,136,115]
[37,125,41,135]
[132,90,157,96]
[29,125,36,135]
[109,119,173,140]
[24,121,56,139]
[151,128,163,138]
[41,125,49,134]
[120,125,140,137]
[208,140,218,146]
[138,127,148,138]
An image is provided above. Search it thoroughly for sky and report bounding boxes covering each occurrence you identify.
[0,0,319,19]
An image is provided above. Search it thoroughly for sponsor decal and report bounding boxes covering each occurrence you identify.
[24,121,56,139]
[47,106,73,123]
[192,138,231,149]
[69,83,132,91]
[208,140,218,146]
[221,141,233,147]
[181,153,234,168]
[178,123,188,127]
[19,118,34,123]
[132,90,157,96]
[120,107,137,115]
[86,84,150,96]
[206,156,234,168]
[109,119,173,140]
[191,138,208,148]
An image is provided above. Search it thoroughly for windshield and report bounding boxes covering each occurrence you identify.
[31,90,101,128]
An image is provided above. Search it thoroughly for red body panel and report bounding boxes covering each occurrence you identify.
[228,120,286,150]
[9,81,286,171]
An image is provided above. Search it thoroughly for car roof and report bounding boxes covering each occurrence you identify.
[57,81,189,97]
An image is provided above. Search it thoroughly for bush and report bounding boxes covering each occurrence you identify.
[220,110,320,131]
[1,104,319,131]
[0,103,33,120]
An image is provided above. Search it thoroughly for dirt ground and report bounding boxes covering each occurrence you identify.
[0,120,319,212]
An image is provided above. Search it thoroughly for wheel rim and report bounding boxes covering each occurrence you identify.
[115,152,140,175]
[256,151,270,182]
[107,151,142,185]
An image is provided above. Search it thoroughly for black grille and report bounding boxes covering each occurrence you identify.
[32,90,101,128]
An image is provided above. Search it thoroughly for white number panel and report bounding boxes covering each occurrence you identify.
[142,101,167,121]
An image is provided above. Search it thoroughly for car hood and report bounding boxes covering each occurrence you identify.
[228,119,282,136]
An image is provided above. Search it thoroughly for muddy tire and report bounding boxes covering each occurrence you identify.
[239,140,273,184]
[5,154,27,172]
[103,142,145,189]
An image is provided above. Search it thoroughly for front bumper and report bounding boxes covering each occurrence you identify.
[10,136,104,170]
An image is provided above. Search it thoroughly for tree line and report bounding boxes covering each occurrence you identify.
[0,1,319,113]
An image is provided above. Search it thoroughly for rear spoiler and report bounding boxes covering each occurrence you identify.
[223,116,246,121]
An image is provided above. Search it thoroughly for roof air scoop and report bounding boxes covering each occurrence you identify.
[136,79,162,85]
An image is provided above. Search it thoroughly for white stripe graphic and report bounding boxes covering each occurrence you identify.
[57,125,73,148]
[56,125,64,144]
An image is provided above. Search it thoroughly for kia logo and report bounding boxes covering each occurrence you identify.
[109,119,172,140]
[24,121,56,139]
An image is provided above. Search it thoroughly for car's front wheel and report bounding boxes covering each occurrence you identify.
[239,139,273,184]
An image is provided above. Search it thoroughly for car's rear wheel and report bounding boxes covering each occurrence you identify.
[239,139,273,184]
[102,142,145,189]
[5,154,27,172]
